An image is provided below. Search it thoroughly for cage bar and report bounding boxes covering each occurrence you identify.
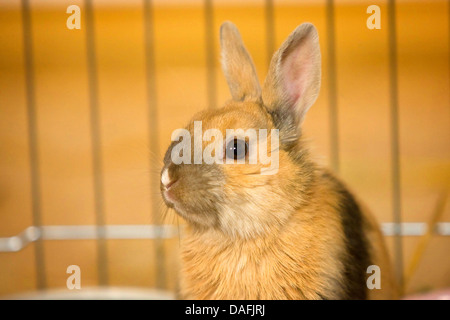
[326,0,339,173]
[204,0,217,109]
[84,0,109,287]
[21,0,47,291]
[143,0,167,290]
[387,0,404,293]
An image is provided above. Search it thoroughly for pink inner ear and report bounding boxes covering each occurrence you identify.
[280,37,312,113]
[281,46,308,108]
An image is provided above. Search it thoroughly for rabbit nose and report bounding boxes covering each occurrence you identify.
[161,167,178,190]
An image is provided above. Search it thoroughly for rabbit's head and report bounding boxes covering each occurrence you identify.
[161,22,321,239]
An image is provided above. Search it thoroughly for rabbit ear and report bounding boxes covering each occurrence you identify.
[220,21,261,102]
[262,23,321,126]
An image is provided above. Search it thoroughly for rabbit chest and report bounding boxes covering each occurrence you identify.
[178,216,350,300]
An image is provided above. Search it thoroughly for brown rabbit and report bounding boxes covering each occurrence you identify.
[160,21,397,300]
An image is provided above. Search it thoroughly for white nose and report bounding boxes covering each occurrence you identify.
[161,168,170,187]
[161,168,179,190]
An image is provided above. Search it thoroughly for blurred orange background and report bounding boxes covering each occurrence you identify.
[0,0,449,298]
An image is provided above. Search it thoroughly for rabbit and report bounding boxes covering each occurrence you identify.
[160,21,398,300]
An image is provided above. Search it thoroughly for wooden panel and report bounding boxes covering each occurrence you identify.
[154,1,208,160]
[334,1,392,224]
[396,0,449,295]
[0,0,36,296]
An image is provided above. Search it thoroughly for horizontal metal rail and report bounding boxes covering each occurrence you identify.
[0,225,179,253]
[0,223,449,253]
[381,222,450,237]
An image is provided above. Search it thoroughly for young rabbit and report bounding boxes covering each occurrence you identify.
[160,21,397,300]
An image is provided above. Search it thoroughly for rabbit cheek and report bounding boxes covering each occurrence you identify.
[161,163,225,228]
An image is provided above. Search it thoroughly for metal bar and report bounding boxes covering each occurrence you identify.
[85,0,109,287]
[387,0,404,293]
[21,0,47,290]
[326,0,339,173]
[0,227,40,253]
[143,0,167,290]
[381,223,425,236]
[0,225,178,253]
[265,0,275,66]
[204,0,217,109]
[1,223,449,253]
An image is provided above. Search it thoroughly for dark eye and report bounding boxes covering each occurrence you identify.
[226,138,248,161]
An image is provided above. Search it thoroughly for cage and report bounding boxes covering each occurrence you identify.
[0,0,449,299]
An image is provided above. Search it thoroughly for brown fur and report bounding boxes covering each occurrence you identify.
[161,21,398,299]
[178,166,397,299]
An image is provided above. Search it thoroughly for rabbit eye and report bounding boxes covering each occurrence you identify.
[226,138,248,161]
